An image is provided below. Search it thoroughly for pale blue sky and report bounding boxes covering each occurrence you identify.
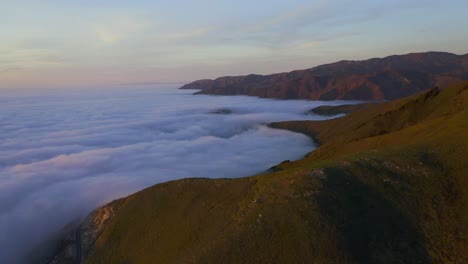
[1,0,467,88]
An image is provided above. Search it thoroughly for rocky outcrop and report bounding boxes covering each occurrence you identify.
[180,52,468,100]
[48,200,123,264]
[80,202,122,259]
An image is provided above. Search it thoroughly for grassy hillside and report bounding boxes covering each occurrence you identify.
[83,82,468,264]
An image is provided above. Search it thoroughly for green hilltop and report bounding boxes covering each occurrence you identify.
[79,82,467,264]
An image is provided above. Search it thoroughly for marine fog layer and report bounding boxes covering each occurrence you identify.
[0,87,357,263]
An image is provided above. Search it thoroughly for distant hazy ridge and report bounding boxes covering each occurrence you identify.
[181,52,468,100]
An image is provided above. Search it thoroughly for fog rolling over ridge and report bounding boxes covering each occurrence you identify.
[0,87,356,263]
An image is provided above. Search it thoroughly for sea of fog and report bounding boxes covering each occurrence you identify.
[0,86,358,263]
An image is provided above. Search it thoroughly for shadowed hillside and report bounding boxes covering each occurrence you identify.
[180,52,468,100]
[306,103,376,116]
[51,82,467,264]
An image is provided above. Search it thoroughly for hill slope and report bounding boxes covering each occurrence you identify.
[180,52,468,100]
[63,82,467,264]
[306,103,376,116]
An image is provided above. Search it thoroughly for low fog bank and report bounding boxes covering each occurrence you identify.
[0,87,359,263]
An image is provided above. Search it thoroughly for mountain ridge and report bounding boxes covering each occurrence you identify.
[180,52,468,100]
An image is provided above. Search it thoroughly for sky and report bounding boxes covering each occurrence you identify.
[1,0,468,89]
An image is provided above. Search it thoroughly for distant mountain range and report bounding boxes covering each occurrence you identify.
[180,52,468,100]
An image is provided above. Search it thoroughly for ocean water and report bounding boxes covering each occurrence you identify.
[0,86,356,263]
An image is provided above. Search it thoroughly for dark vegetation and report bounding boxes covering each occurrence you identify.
[208,108,233,114]
[307,103,376,116]
[81,82,467,264]
[180,52,468,100]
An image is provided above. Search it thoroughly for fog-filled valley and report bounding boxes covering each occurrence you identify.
[0,87,357,263]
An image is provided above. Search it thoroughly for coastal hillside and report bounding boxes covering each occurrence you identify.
[55,82,467,264]
[180,52,468,100]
